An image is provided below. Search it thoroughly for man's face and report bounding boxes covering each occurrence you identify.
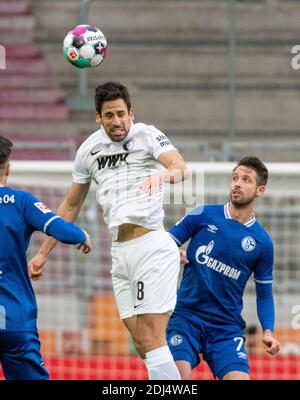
[97,98,134,142]
[230,165,265,207]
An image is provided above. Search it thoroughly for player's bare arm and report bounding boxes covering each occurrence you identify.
[159,150,188,182]
[30,229,92,281]
[141,150,188,194]
[28,182,91,279]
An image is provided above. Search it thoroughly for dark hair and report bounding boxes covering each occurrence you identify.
[0,136,13,167]
[234,156,268,186]
[94,81,131,115]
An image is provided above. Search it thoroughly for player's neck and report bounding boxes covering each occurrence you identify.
[0,176,6,186]
[228,202,255,225]
[0,172,8,186]
[0,165,8,185]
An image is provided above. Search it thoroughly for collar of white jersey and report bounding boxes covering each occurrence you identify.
[100,122,135,145]
[224,202,256,228]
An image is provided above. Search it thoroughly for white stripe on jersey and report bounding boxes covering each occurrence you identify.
[43,215,61,234]
[224,203,256,227]
[254,278,273,284]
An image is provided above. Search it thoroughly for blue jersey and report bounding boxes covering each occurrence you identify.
[0,186,82,332]
[169,204,274,329]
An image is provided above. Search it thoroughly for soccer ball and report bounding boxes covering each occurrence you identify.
[63,24,108,69]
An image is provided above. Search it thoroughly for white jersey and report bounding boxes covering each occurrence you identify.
[72,122,177,240]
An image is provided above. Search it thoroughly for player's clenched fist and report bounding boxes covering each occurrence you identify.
[77,230,92,254]
[262,333,280,356]
[28,253,47,281]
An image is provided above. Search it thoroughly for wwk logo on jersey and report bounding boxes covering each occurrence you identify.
[97,153,129,170]
[241,236,256,252]
[34,202,52,214]
[195,240,241,281]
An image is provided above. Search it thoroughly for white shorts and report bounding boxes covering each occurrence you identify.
[111,230,180,320]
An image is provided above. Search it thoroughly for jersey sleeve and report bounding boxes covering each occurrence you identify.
[23,192,58,232]
[23,192,86,244]
[46,217,86,244]
[169,206,204,246]
[72,150,91,184]
[253,240,274,284]
[256,281,275,332]
[146,125,177,160]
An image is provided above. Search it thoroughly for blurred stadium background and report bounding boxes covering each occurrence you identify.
[1,0,300,379]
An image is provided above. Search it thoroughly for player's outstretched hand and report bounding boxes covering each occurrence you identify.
[77,230,92,254]
[28,253,47,281]
[262,333,280,356]
[140,172,165,195]
[179,249,189,265]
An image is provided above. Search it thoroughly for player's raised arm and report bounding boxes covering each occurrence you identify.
[158,150,188,184]
[141,150,188,195]
[28,182,91,277]
[141,126,188,194]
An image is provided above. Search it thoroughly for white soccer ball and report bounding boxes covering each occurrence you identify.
[63,24,108,69]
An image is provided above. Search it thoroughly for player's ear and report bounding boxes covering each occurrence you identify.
[4,163,10,183]
[256,185,265,197]
[129,108,135,121]
[96,112,101,123]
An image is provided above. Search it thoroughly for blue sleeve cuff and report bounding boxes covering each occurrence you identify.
[256,281,275,332]
[45,217,86,244]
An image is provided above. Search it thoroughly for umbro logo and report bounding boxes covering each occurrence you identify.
[207,225,218,234]
[237,351,247,359]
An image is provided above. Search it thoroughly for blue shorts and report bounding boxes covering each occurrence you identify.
[0,331,49,380]
[167,312,249,379]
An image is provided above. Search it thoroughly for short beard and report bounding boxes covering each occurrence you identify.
[111,136,126,142]
[230,194,256,208]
